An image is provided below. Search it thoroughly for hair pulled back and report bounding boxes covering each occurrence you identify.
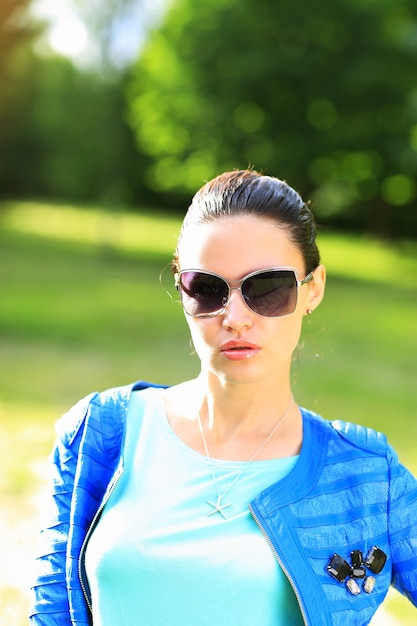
[174,170,320,273]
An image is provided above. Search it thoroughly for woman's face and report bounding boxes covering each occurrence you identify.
[177,215,325,387]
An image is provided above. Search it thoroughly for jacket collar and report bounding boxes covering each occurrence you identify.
[251,408,330,510]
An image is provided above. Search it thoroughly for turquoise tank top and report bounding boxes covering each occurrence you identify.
[85,387,304,625]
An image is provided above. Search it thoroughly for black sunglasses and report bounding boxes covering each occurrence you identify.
[175,267,314,318]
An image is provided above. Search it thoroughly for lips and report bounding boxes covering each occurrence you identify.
[220,340,261,361]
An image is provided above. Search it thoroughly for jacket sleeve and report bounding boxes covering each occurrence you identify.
[29,394,96,625]
[388,444,417,606]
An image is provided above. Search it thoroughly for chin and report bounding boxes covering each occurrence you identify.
[209,363,268,387]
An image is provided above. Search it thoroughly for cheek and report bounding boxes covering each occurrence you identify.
[185,317,216,357]
[270,314,304,355]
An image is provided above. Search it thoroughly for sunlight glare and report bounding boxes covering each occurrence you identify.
[49,17,88,57]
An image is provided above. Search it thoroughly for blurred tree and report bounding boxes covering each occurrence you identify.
[127,0,417,237]
[0,0,155,207]
[0,0,38,187]
[1,52,149,204]
[0,0,33,102]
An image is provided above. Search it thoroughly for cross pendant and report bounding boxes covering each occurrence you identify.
[206,495,232,519]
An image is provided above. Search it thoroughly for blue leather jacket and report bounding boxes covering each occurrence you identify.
[29,381,417,625]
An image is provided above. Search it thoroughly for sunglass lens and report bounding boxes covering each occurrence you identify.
[180,272,228,316]
[243,270,297,316]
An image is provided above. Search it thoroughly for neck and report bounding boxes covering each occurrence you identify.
[162,372,302,461]
[195,372,295,443]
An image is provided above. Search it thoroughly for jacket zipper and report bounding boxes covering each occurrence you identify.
[249,503,308,626]
[78,464,125,614]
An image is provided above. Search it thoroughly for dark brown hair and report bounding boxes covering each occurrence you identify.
[173,169,320,273]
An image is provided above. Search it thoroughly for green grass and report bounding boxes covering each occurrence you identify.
[1,200,416,625]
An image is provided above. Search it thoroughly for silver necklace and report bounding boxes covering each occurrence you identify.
[197,396,295,519]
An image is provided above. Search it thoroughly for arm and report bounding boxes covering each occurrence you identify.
[29,395,95,625]
[388,445,417,606]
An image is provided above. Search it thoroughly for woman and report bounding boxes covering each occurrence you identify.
[30,170,417,625]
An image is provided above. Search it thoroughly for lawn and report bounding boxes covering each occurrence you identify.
[1,200,416,625]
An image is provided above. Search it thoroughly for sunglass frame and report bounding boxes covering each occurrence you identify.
[175,266,314,318]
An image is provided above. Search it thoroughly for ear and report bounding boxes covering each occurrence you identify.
[304,265,326,315]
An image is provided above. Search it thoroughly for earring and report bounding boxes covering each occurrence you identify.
[307,309,313,315]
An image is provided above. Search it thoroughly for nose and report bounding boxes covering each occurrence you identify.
[221,287,254,331]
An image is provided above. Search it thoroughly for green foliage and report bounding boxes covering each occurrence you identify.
[0,0,39,169]
[128,0,417,236]
[2,0,416,240]
[1,200,416,624]
[0,49,150,204]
